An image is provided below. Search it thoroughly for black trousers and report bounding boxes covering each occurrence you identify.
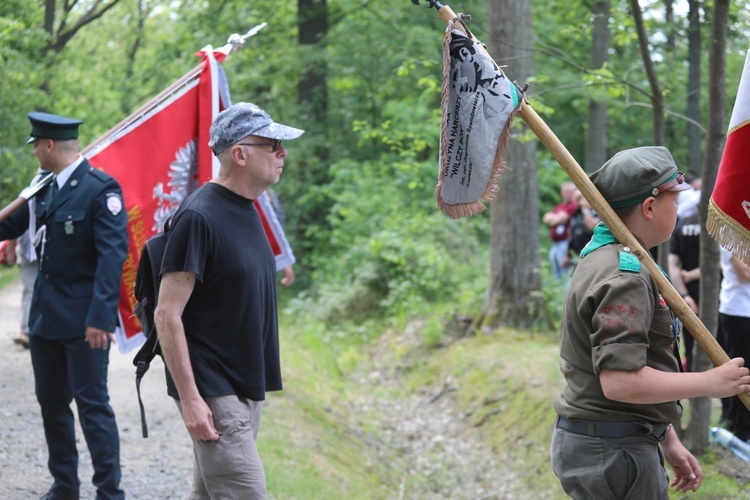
[29,336,124,499]
[717,312,750,441]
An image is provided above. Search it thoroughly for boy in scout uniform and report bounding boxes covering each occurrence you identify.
[550,146,750,499]
[0,112,128,499]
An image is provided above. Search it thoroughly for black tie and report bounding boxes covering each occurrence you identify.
[50,177,58,198]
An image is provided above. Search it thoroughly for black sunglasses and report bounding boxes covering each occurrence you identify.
[236,140,282,153]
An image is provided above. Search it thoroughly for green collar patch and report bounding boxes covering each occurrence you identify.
[619,251,641,273]
[579,222,671,280]
[579,222,617,258]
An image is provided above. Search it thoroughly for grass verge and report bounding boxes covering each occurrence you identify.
[263,316,750,499]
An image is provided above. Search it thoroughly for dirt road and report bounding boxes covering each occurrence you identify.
[0,276,192,499]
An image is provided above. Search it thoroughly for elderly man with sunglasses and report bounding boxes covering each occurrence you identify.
[155,102,303,499]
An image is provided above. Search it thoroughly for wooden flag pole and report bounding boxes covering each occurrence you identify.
[81,64,204,157]
[0,173,55,224]
[83,22,268,157]
[1,22,270,224]
[425,1,750,410]
[0,64,205,226]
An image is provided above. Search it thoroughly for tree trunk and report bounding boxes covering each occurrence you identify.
[629,0,668,270]
[121,0,149,116]
[663,0,677,149]
[629,0,665,147]
[686,0,703,175]
[689,0,729,455]
[585,0,610,173]
[298,0,328,128]
[40,0,123,97]
[476,0,546,331]
[294,0,331,260]
[677,0,706,447]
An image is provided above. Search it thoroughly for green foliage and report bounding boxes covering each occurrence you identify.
[3,0,750,338]
[286,97,489,327]
[0,4,47,204]
[421,315,445,348]
[0,265,20,288]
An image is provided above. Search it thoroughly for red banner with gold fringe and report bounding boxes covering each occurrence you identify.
[707,48,750,265]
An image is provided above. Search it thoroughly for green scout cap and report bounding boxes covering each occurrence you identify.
[26,112,83,144]
[589,146,691,209]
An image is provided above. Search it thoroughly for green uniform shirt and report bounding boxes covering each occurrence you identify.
[553,223,682,424]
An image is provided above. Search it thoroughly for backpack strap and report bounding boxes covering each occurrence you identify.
[133,217,173,438]
[135,333,159,437]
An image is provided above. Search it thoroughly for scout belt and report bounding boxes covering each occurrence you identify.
[556,415,669,442]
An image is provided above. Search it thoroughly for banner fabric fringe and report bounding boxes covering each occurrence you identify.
[707,199,750,266]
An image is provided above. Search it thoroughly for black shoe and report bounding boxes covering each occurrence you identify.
[39,490,80,500]
[13,333,29,348]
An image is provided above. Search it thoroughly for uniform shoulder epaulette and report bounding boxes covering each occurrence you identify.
[87,167,113,183]
[618,249,641,273]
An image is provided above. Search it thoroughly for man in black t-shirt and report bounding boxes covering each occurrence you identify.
[155,102,304,499]
[669,203,701,372]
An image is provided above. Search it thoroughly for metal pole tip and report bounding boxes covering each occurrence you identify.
[411,0,443,8]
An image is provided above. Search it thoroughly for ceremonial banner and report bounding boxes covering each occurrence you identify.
[707,49,750,265]
[438,20,522,219]
[87,46,294,353]
[256,191,295,271]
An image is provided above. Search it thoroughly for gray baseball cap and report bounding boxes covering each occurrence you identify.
[209,102,304,155]
[589,146,691,209]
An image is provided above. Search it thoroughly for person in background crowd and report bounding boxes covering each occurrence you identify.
[668,176,702,372]
[1,232,38,348]
[717,248,750,442]
[265,188,295,287]
[567,189,601,261]
[542,181,578,281]
[0,112,128,500]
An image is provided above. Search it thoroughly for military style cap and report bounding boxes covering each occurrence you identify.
[589,146,692,208]
[209,102,304,155]
[26,112,83,144]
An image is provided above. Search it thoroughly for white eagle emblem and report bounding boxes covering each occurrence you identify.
[153,139,199,231]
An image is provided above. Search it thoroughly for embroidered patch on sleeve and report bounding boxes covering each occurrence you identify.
[106,192,123,216]
[599,303,641,337]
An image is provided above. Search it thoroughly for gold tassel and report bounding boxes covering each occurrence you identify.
[707,199,750,266]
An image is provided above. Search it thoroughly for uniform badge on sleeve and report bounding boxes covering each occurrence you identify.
[106,193,123,216]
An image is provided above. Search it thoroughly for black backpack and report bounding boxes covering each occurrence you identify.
[132,220,171,438]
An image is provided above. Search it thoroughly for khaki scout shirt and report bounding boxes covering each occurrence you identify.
[554,224,682,424]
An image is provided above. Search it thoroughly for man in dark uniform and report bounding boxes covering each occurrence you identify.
[0,112,128,500]
[549,146,750,499]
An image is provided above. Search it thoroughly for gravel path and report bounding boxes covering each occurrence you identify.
[0,276,193,499]
[0,276,524,499]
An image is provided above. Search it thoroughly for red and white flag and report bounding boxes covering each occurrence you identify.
[86,46,294,353]
[707,48,750,265]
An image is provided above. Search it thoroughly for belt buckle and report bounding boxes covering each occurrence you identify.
[645,422,669,442]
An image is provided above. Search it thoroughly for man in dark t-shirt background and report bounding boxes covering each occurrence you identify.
[668,181,701,372]
[155,102,304,499]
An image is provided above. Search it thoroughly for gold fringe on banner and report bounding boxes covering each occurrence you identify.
[707,198,750,266]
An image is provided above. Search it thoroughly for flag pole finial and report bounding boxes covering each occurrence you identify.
[227,22,268,52]
[411,0,444,9]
